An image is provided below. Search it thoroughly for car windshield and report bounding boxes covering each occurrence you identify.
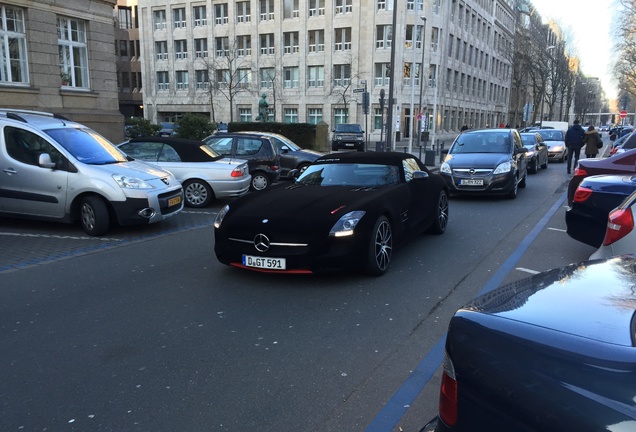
[45,127,128,164]
[537,130,564,141]
[335,124,362,133]
[297,163,400,187]
[521,135,537,147]
[271,136,300,151]
[450,133,511,154]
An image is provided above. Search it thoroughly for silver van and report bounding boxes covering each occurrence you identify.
[0,109,183,236]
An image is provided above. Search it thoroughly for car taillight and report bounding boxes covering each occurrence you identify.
[438,352,458,427]
[573,166,588,177]
[572,186,593,203]
[602,208,634,245]
[231,167,245,178]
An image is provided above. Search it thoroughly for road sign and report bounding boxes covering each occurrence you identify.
[620,110,628,119]
[353,88,365,93]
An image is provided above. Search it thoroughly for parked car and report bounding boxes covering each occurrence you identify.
[611,129,636,156]
[439,128,528,199]
[534,129,567,162]
[234,131,323,178]
[520,132,549,173]
[610,125,634,141]
[608,131,632,156]
[213,151,449,275]
[331,123,365,151]
[203,132,281,191]
[0,109,183,236]
[567,147,636,206]
[422,255,636,432]
[158,122,177,137]
[118,137,251,208]
[590,189,636,259]
[566,174,636,248]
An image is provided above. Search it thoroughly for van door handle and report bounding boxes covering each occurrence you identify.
[3,168,18,175]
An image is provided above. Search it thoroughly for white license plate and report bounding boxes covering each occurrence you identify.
[345,143,354,146]
[242,255,286,270]
[460,179,484,186]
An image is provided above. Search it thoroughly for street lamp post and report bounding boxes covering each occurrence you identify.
[415,16,427,152]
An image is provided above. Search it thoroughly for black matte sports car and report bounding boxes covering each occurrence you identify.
[213,151,449,275]
[423,256,636,431]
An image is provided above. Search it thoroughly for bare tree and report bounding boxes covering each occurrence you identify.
[613,0,636,101]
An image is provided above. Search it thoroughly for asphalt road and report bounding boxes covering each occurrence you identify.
[0,157,597,432]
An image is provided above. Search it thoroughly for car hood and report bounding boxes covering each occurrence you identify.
[446,153,511,169]
[226,182,390,231]
[463,257,636,346]
[85,160,174,181]
[545,140,566,147]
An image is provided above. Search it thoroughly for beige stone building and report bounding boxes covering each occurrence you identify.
[0,0,124,142]
[137,0,515,149]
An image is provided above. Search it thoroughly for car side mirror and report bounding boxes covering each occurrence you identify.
[281,145,290,153]
[412,170,429,180]
[38,153,56,169]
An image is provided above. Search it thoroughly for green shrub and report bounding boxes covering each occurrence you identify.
[175,113,216,140]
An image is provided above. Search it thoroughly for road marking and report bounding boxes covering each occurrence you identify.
[547,227,567,232]
[516,267,541,275]
[0,232,122,242]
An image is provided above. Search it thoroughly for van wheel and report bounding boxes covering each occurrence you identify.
[80,196,109,236]
[184,179,213,207]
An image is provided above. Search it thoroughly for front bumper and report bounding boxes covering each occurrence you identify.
[441,171,516,195]
[113,185,183,226]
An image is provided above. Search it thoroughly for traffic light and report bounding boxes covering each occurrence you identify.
[363,91,370,114]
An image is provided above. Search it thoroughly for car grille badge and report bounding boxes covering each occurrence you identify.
[254,233,270,252]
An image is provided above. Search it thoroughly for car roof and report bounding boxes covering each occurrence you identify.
[125,136,222,161]
[314,151,420,166]
[0,109,81,131]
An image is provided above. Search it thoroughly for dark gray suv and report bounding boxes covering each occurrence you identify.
[331,123,365,151]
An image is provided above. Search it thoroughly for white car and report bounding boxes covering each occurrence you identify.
[0,109,183,236]
[590,189,636,259]
[118,137,251,208]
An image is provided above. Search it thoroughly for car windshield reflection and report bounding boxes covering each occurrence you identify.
[45,127,127,164]
[297,163,400,187]
[537,130,564,141]
[450,133,511,154]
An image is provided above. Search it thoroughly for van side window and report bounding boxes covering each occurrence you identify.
[4,126,63,167]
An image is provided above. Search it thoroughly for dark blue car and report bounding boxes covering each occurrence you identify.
[566,174,636,248]
[423,256,636,431]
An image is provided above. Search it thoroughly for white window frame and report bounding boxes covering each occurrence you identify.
[156,70,169,91]
[0,5,28,84]
[153,10,166,30]
[307,65,324,87]
[57,16,89,88]
[193,5,207,27]
[194,38,208,58]
[173,7,186,28]
[155,41,168,60]
[174,39,188,60]
[176,70,189,90]
[215,4,229,24]
[283,66,299,88]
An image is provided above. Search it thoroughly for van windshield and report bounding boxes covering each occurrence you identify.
[45,127,128,164]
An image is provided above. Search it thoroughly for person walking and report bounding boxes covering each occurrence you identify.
[565,119,585,174]
[583,125,601,159]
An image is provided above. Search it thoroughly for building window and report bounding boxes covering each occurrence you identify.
[193,5,207,26]
[374,63,390,86]
[174,39,187,60]
[333,64,350,86]
[284,108,299,123]
[57,16,89,88]
[307,66,324,87]
[117,6,133,29]
[237,68,251,88]
[237,1,251,23]
[333,108,348,125]
[307,108,323,124]
[155,41,168,60]
[215,3,229,24]
[284,32,300,54]
[260,33,275,55]
[407,0,424,11]
[156,71,169,91]
[215,37,229,57]
[374,108,383,130]
[376,25,392,49]
[335,0,352,14]
[239,108,252,122]
[196,69,209,89]
[195,38,208,58]
[334,27,351,51]
[237,35,251,56]
[284,0,300,19]
[176,70,189,90]
[118,40,128,59]
[0,5,28,84]
[216,69,230,87]
[308,0,325,17]
[260,67,274,88]
[308,30,325,53]
[283,67,299,88]
[153,9,166,30]
[260,0,274,21]
[173,7,186,28]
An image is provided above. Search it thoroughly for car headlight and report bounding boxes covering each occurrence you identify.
[550,145,564,152]
[329,210,366,237]
[112,174,152,189]
[214,204,230,229]
[440,162,452,174]
[493,161,512,174]
[526,150,535,157]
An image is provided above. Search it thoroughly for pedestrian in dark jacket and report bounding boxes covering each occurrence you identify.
[565,119,585,174]
[583,125,601,158]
